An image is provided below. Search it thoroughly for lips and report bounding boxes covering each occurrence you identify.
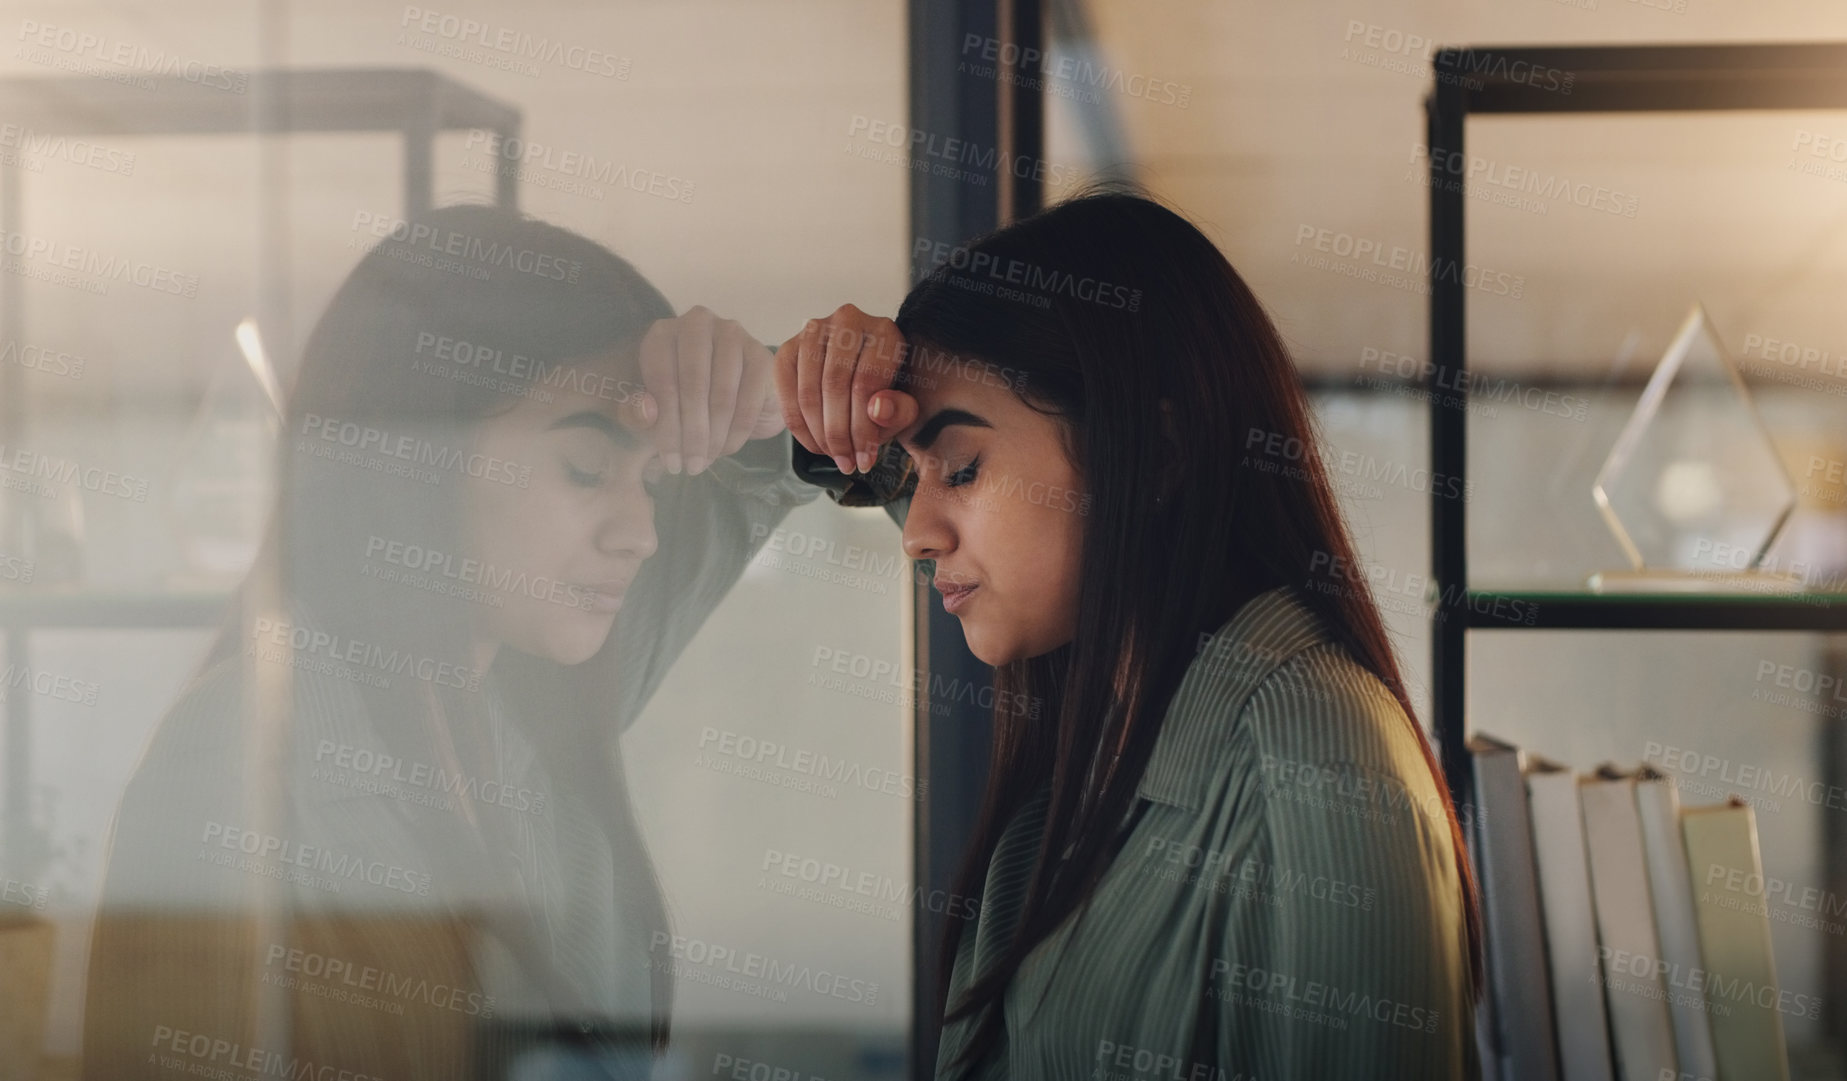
[575,579,632,614]
[935,577,979,614]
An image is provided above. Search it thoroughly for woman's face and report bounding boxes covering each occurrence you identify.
[896,360,1087,666]
[462,378,661,667]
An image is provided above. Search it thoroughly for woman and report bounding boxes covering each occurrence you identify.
[776,187,1481,1079]
[83,205,814,1080]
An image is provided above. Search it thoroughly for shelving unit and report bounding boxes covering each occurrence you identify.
[1423,41,1847,1063]
[0,67,521,877]
[1423,38,1847,796]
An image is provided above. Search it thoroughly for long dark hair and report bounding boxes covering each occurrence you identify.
[222,205,676,1052]
[898,187,1483,1075]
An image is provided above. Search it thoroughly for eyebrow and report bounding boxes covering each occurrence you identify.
[906,408,993,452]
[548,410,638,448]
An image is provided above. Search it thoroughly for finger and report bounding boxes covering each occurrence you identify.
[705,320,748,463]
[848,327,904,472]
[729,334,778,454]
[868,388,919,438]
[795,319,828,460]
[675,309,715,475]
[819,318,864,472]
[638,318,682,473]
[773,333,814,453]
[616,386,659,434]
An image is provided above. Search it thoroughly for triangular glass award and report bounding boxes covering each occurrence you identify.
[1589,305,1798,593]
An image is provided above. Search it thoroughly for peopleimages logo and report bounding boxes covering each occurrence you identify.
[697,725,927,801]
[16,20,249,93]
[198,820,432,896]
[149,1025,379,1081]
[1291,224,1524,299]
[264,943,496,1018]
[647,932,880,1006]
[298,412,532,488]
[913,237,1141,312]
[363,534,599,612]
[350,212,583,282]
[1,661,100,706]
[461,130,695,204]
[0,339,86,379]
[0,442,150,502]
[846,114,1075,188]
[760,847,980,921]
[248,616,482,692]
[0,227,199,297]
[314,739,546,816]
[1207,957,1441,1034]
[398,6,631,79]
[1597,943,1822,1021]
[0,123,135,175]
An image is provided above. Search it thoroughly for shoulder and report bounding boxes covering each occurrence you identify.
[122,648,390,819]
[1151,586,1445,835]
[1244,641,1431,792]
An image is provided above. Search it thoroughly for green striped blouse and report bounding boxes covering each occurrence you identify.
[929,585,1478,1081]
[798,447,1477,1080]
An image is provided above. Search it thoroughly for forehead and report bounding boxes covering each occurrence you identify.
[899,357,1021,438]
[484,378,647,450]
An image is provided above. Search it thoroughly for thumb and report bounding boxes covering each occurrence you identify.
[868,390,919,437]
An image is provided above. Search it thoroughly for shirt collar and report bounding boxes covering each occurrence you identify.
[1134,585,1332,811]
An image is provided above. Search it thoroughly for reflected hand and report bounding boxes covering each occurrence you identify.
[773,303,919,475]
[637,305,785,476]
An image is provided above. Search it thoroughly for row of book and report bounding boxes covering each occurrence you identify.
[1470,734,1793,1081]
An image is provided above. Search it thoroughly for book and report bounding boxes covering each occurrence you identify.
[1468,734,1560,1081]
[1633,767,1719,1078]
[1580,765,1678,1079]
[1524,755,1613,1081]
[1683,798,1792,1081]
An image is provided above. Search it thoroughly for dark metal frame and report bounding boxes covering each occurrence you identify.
[907,1,1041,1076]
[1425,40,1847,1050]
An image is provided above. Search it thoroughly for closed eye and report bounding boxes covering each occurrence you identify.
[566,463,606,488]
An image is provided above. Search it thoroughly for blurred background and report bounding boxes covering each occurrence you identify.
[2,1,1847,1078]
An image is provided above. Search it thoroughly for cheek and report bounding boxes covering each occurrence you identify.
[465,474,572,571]
[1027,500,1085,612]
[984,487,1084,597]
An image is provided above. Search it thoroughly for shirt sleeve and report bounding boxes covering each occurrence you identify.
[790,438,913,530]
[602,429,824,733]
[1211,649,1478,1080]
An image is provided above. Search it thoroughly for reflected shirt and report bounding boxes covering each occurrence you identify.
[930,586,1480,1081]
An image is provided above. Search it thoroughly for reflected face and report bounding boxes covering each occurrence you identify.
[463,380,661,667]
[896,361,1087,666]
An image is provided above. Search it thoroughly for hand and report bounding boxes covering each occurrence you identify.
[637,306,785,476]
[773,303,920,475]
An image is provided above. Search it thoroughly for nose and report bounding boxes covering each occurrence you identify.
[900,491,955,561]
[596,484,659,561]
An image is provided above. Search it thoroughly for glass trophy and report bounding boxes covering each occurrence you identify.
[1589,304,1798,593]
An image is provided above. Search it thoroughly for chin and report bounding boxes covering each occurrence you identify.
[962,627,1021,668]
[538,620,618,667]
[965,620,1072,667]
